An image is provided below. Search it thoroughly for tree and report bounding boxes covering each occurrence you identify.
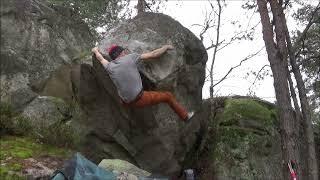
[49,0,168,35]
[293,3,320,124]
[257,0,318,179]
[137,0,147,14]
[283,2,319,179]
[193,0,259,98]
[136,0,168,15]
[48,0,131,32]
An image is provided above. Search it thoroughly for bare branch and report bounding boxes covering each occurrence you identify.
[208,0,218,16]
[197,1,218,43]
[246,5,258,30]
[206,39,217,50]
[210,0,222,98]
[145,0,152,11]
[191,24,205,28]
[248,64,270,92]
[217,21,260,52]
[212,47,265,88]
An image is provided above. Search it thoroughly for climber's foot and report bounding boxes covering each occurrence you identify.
[184,111,195,123]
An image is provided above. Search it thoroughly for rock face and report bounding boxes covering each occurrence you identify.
[198,98,320,180]
[1,1,207,175]
[98,159,151,177]
[0,0,93,130]
[198,97,282,180]
[22,96,71,127]
[0,0,93,110]
[1,2,318,178]
[78,13,208,175]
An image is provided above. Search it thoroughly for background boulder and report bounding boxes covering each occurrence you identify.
[197,97,282,180]
[98,159,151,177]
[0,0,93,110]
[22,96,70,127]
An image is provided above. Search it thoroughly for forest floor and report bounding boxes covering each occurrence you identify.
[0,135,73,179]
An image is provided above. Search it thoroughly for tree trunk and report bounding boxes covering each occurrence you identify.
[257,0,301,179]
[279,4,319,179]
[209,0,222,98]
[287,67,301,115]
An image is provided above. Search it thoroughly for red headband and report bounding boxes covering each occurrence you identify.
[107,45,119,54]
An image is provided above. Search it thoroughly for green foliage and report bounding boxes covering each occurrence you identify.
[0,103,15,135]
[216,98,277,156]
[47,0,131,31]
[0,103,32,136]
[293,3,320,121]
[0,136,71,179]
[12,116,33,136]
[0,167,26,180]
[34,121,81,149]
[0,102,81,148]
[46,0,168,35]
[222,98,277,126]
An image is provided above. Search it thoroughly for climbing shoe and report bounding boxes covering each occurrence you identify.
[185,111,195,122]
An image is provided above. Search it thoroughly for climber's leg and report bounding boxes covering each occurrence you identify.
[128,91,188,120]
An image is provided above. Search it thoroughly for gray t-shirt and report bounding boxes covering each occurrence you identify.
[104,53,143,103]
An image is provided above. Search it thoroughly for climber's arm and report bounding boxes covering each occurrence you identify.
[140,45,174,61]
[92,47,109,66]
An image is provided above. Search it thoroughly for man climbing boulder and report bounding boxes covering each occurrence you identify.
[92,45,194,121]
[79,13,207,175]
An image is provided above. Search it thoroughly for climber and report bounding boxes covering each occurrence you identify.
[91,45,194,122]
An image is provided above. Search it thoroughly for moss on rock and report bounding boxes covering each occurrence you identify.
[222,98,277,127]
[199,97,282,179]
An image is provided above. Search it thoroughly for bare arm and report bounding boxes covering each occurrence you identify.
[140,45,174,61]
[92,47,109,66]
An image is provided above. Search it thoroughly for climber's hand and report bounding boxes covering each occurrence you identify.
[164,45,174,50]
[91,47,109,66]
[92,47,99,53]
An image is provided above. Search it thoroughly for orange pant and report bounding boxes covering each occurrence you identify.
[123,91,188,120]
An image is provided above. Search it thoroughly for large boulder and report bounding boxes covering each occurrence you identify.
[22,96,70,127]
[197,97,282,180]
[0,0,93,110]
[77,13,208,175]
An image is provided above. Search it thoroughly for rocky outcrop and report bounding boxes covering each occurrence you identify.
[77,13,208,175]
[1,1,208,175]
[0,0,93,110]
[98,159,151,177]
[196,97,320,180]
[0,0,93,138]
[196,97,282,180]
[22,96,71,127]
